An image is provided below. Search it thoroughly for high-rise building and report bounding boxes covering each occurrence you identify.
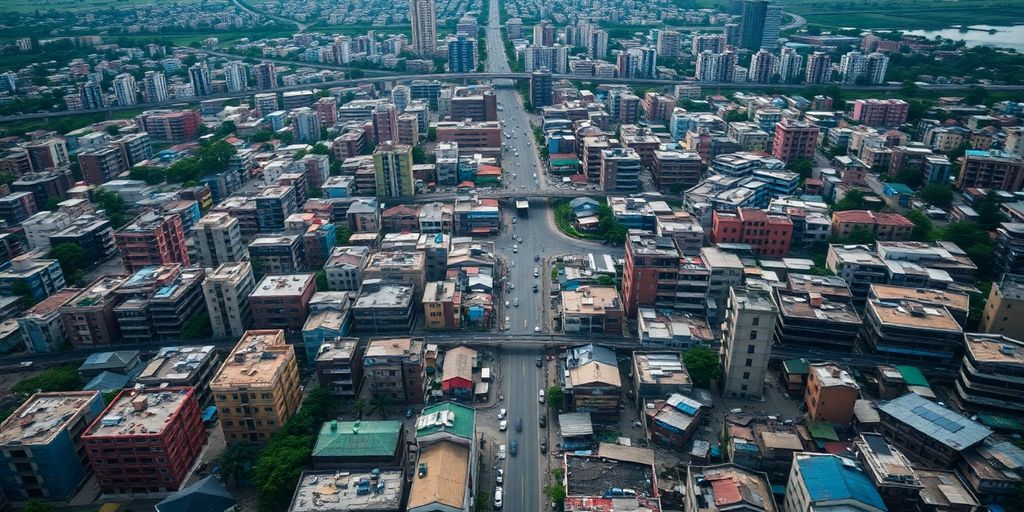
[223,60,247,93]
[656,30,682,58]
[212,329,302,445]
[194,212,248,267]
[760,2,782,50]
[588,29,608,59]
[409,0,437,56]
[113,212,190,272]
[778,48,803,83]
[533,21,555,47]
[84,387,205,494]
[600,147,642,192]
[138,109,202,142]
[294,107,321,143]
[79,81,106,109]
[203,261,256,339]
[315,96,337,127]
[374,141,415,197]
[372,103,399,143]
[447,33,477,73]
[955,149,1024,191]
[142,71,168,103]
[740,0,782,50]
[691,34,725,57]
[724,22,741,46]
[652,149,702,190]
[530,69,553,108]
[253,62,277,89]
[772,120,820,163]
[695,50,737,82]
[112,73,137,106]
[524,45,568,74]
[805,51,831,84]
[392,84,411,111]
[77,146,127,186]
[721,286,779,399]
[864,52,889,84]
[748,49,779,83]
[188,63,212,96]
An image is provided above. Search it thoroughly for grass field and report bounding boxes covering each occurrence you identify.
[5,0,222,13]
[778,0,1024,29]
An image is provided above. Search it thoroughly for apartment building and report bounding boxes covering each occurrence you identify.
[324,245,369,291]
[114,212,190,273]
[772,120,820,163]
[203,261,256,339]
[59,276,127,347]
[804,363,860,425]
[561,285,624,336]
[773,288,861,352]
[193,212,249,268]
[254,185,298,231]
[831,210,914,241]
[783,453,886,512]
[599,147,642,192]
[83,388,204,494]
[826,244,888,298]
[314,337,364,402]
[363,250,426,297]
[722,286,779,399]
[248,234,304,275]
[49,215,116,264]
[877,393,991,468]
[954,149,1024,192]
[955,333,1024,414]
[134,345,219,407]
[424,280,462,330]
[17,288,78,353]
[248,274,316,331]
[861,297,963,363]
[851,99,910,127]
[712,208,793,258]
[652,149,702,190]
[0,251,65,301]
[112,265,206,343]
[212,330,302,444]
[352,280,416,333]
[363,337,425,403]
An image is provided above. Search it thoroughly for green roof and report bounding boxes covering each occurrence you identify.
[978,414,1024,432]
[312,420,403,458]
[783,358,810,375]
[806,421,840,441]
[416,401,475,441]
[895,365,930,388]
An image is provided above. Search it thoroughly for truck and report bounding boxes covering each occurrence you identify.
[516,199,529,216]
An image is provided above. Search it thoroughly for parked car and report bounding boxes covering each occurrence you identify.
[510,440,518,456]
[494,486,504,508]
[539,389,545,403]
[496,468,504,484]
[498,408,507,419]
[539,413,547,427]
[499,420,508,431]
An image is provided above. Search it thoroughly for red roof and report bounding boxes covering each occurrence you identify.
[568,174,588,183]
[457,181,476,189]
[479,198,499,207]
[708,475,742,506]
[477,165,502,176]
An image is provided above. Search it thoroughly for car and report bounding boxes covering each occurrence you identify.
[532,284,538,293]
[513,173,517,178]
[534,326,541,333]
[512,217,517,224]
[509,283,515,290]
[539,413,547,427]
[509,441,518,456]
[540,440,548,453]
[515,418,522,432]
[536,357,543,367]
[498,444,507,459]
[533,173,537,179]
[513,297,519,307]
[504,300,509,307]
[534,254,540,262]
[406,407,414,418]
[496,468,504,484]
[533,268,539,277]
[539,389,545,403]
[494,487,504,508]
[499,420,508,431]
[498,408,507,419]
[512,246,518,253]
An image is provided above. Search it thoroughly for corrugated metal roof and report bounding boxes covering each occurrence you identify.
[559,412,594,437]
[797,454,886,511]
[877,393,991,451]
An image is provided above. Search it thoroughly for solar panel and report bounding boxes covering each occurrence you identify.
[947,424,964,433]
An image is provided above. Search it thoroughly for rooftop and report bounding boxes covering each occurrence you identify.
[866,299,961,332]
[85,388,193,437]
[634,352,691,386]
[364,337,423,360]
[794,453,886,510]
[20,288,79,317]
[565,453,658,499]
[638,309,716,344]
[877,393,992,451]
[731,287,778,313]
[0,391,100,445]
[689,464,775,512]
[809,363,860,390]
[364,251,425,271]
[314,337,360,362]
[775,289,861,325]
[206,261,253,284]
[250,274,314,297]
[135,345,216,384]
[407,441,469,510]
[700,247,744,269]
[415,401,475,441]
[869,284,968,315]
[117,211,174,233]
[442,347,476,384]
[289,470,403,512]
[964,333,1024,364]
[212,330,294,388]
[828,244,885,266]
[855,433,920,489]
[915,470,980,510]
[325,246,369,269]
[628,233,680,257]
[787,274,852,299]
[312,420,403,458]
[354,282,414,308]
[562,286,621,316]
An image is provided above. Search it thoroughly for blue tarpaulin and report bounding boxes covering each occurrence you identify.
[202,406,218,423]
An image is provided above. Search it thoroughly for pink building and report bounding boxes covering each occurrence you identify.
[772,120,820,163]
[851,99,910,127]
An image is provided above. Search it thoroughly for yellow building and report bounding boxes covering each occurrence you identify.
[212,329,302,444]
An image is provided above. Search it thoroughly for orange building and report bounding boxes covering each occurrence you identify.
[711,208,793,258]
[831,210,914,241]
[805,363,861,425]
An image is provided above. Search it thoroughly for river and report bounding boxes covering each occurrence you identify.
[903,25,1024,51]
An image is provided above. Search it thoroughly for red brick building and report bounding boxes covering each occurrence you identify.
[435,121,501,149]
[831,210,914,241]
[248,273,316,331]
[772,120,820,163]
[711,208,794,258]
[851,99,910,127]
[623,233,682,318]
[113,212,190,273]
[954,149,1024,192]
[83,387,204,494]
[138,110,202,142]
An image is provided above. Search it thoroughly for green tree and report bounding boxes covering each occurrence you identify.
[787,158,814,181]
[22,500,58,512]
[844,225,877,245]
[834,189,867,211]
[370,395,393,419]
[941,221,988,250]
[964,85,989,106]
[336,226,353,245]
[544,482,567,508]
[196,139,237,173]
[311,143,330,155]
[596,275,615,286]
[315,270,329,291]
[105,124,121,136]
[217,120,237,136]
[893,168,924,188]
[250,130,274,143]
[181,313,212,339]
[45,197,62,211]
[50,242,87,276]
[904,209,935,241]
[546,385,565,410]
[898,80,920,99]
[975,190,1007,230]
[218,442,257,488]
[12,366,83,394]
[918,184,954,208]
[412,145,431,164]
[683,347,720,388]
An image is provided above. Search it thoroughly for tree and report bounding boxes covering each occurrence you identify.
[596,275,615,286]
[975,190,1007,230]
[834,189,867,211]
[844,225,877,245]
[546,385,565,410]
[683,347,721,388]
[105,124,121,136]
[964,85,989,106]
[22,500,58,512]
[941,221,989,250]
[336,226,353,245]
[181,313,212,339]
[315,270,329,291]
[196,140,237,174]
[218,442,257,488]
[369,395,392,419]
[50,242,87,276]
[544,482,567,508]
[904,209,934,241]
[353,399,367,419]
[311,143,330,155]
[919,184,954,208]
[898,80,920,99]
[893,168,924,188]
[412,145,431,164]
[217,120,237,136]
[12,365,83,394]
[475,490,491,512]
[787,158,814,180]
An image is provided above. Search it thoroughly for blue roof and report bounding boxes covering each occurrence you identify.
[877,393,991,451]
[797,455,887,511]
[884,183,914,194]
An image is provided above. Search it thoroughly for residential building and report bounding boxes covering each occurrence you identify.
[134,345,219,406]
[632,351,693,401]
[915,469,980,512]
[203,261,256,339]
[0,251,65,301]
[955,149,1024,191]
[877,393,992,467]
[290,469,403,512]
[773,288,861,352]
[408,402,477,512]
[854,433,923,511]
[852,99,910,127]
[653,149,702,190]
[600,147,642,192]
[17,289,77,353]
[637,308,716,348]
[310,419,405,470]
[804,363,860,425]
[740,0,782,50]
[832,210,914,241]
[772,120,820,163]
[314,337,364,402]
[712,208,793,258]
[363,337,425,403]
[623,233,681,317]
[248,274,315,331]
[783,453,886,512]
[248,234,303,275]
[424,280,461,330]
[363,250,426,296]
[955,333,1024,414]
[861,296,963,363]
[353,280,416,333]
[0,391,105,500]
[324,246,369,291]
[565,344,622,417]
[254,185,298,231]
[193,212,248,268]
[826,244,887,298]
[0,191,37,226]
[114,212,190,273]
[561,285,624,336]
[409,0,437,56]
[373,142,415,197]
[721,286,779,399]
[112,265,206,343]
[447,34,476,72]
[84,387,204,494]
[435,120,501,149]
[138,110,202,142]
[212,330,302,444]
[59,276,126,347]
[564,446,662,511]
[685,463,775,512]
[958,440,1024,505]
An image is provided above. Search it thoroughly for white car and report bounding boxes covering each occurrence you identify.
[498,408,507,419]
[498,444,507,460]
[494,486,504,508]
[499,420,508,431]
[533,173,537,179]
[534,326,541,333]
[533,267,539,277]
[539,389,546,403]
[496,468,504,484]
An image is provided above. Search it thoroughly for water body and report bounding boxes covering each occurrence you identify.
[903,25,1024,51]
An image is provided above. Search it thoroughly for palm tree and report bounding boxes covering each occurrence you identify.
[353,399,367,420]
[370,395,393,419]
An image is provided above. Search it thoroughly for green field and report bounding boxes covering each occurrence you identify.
[781,0,1024,29]
[5,0,223,13]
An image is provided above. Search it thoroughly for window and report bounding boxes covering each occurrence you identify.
[745,358,753,367]
[749,330,758,340]
[747,345,756,354]
[743,372,750,379]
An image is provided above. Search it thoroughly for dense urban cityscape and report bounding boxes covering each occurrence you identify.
[0,0,1022,511]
